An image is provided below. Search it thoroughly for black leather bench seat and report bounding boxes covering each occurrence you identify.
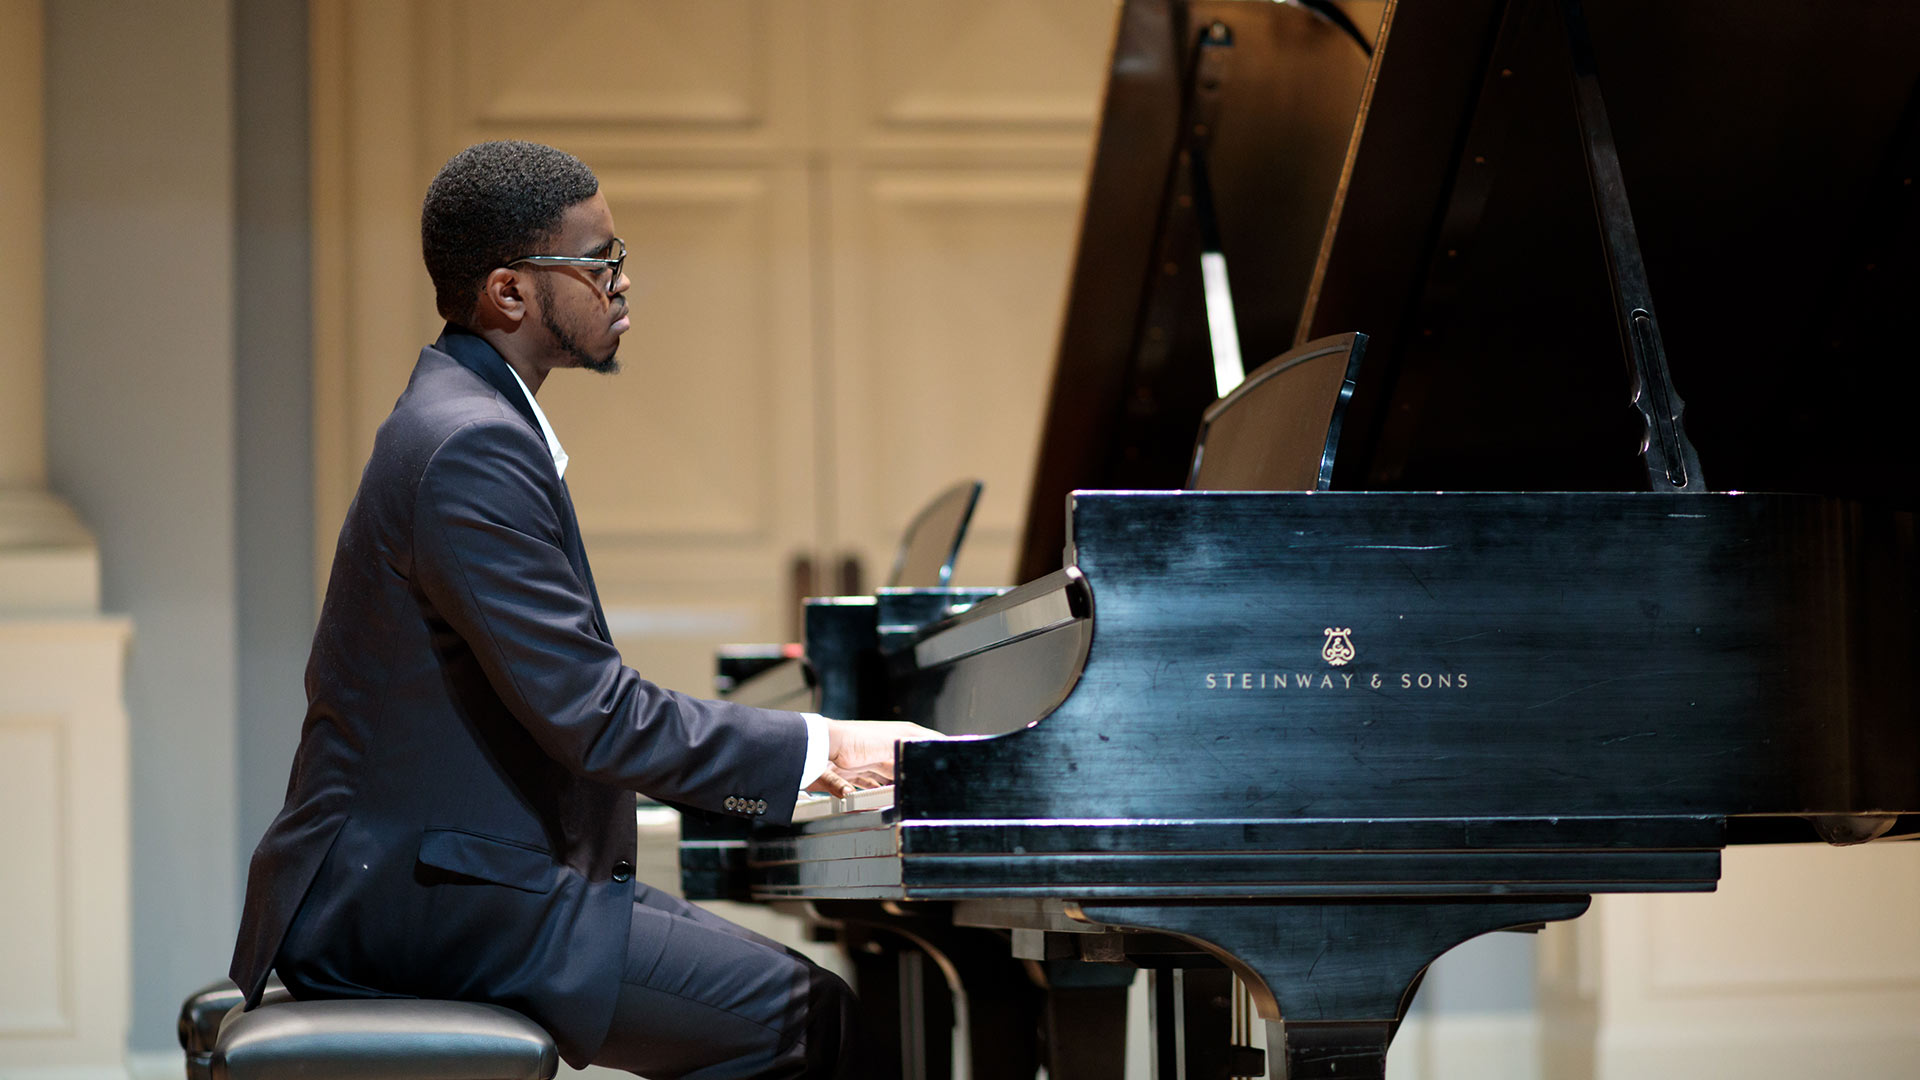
[211,999,558,1080]
[179,978,294,1080]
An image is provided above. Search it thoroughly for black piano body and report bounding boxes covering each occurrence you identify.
[680,0,1920,1075]
[710,487,1915,1076]
[691,488,1920,1076]
[807,490,1920,869]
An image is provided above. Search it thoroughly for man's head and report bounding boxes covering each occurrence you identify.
[422,140,630,377]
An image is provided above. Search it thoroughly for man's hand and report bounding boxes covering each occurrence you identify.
[804,719,943,796]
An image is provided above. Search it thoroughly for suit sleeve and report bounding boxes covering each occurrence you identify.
[411,417,809,821]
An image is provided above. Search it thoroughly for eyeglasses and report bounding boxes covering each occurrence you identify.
[508,237,626,295]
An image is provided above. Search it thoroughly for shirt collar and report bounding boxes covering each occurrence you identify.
[501,362,569,479]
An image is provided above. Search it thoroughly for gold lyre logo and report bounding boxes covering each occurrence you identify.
[1322,627,1355,667]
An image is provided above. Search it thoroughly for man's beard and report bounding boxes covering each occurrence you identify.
[538,280,621,374]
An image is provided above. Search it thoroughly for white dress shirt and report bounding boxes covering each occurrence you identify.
[502,363,831,791]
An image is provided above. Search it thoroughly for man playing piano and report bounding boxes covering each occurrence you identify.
[230,140,930,1079]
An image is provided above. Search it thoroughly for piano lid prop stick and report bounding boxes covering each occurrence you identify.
[1189,21,1246,397]
[1556,0,1706,492]
[1202,251,1246,396]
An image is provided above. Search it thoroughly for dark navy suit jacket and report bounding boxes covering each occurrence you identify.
[230,329,809,1066]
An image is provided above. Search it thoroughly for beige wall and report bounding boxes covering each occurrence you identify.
[41,0,239,1065]
[1540,843,1920,1080]
[1,6,134,1078]
[32,3,315,1067]
[232,0,317,963]
[312,0,1116,699]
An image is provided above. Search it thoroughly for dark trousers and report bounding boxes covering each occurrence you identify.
[593,885,868,1080]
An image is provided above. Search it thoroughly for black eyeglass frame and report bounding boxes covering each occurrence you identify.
[507,237,626,295]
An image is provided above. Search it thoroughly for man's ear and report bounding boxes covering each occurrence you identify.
[475,267,529,327]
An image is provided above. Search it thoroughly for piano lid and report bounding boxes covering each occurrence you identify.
[1301,0,1920,501]
[1015,0,1380,581]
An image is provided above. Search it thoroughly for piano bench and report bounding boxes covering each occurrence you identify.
[178,977,293,1080]
[209,998,557,1080]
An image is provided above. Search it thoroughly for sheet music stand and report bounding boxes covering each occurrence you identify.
[1186,332,1367,491]
[886,479,983,589]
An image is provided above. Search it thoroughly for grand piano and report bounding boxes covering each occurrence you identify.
[681,1,1920,1077]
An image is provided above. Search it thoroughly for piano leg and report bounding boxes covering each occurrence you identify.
[945,934,1044,1078]
[900,947,968,1080]
[1077,898,1593,1080]
[1037,958,1134,1080]
[1261,1020,1398,1080]
[1147,966,1233,1080]
[841,924,954,1080]
[834,916,1044,1079]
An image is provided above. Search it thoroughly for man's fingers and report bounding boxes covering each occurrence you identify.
[823,719,949,772]
[806,767,855,797]
[810,762,893,793]
[836,765,893,789]
[816,718,945,797]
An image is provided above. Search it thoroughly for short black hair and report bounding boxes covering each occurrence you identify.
[421,140,600,323]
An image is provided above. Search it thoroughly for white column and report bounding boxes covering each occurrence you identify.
[0,0,99,615]
[0,0,45,494]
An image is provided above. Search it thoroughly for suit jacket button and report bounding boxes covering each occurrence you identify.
[724,797,738,810]
[755,800,766,813]
[611,860,633,883]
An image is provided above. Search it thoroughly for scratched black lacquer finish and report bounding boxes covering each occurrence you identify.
[752,490,1918,901]
[898,492,1918,829]
[742,491,1916,1080]
[683,0,1920,1073]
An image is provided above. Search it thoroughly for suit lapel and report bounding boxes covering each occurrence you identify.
[557,479,613,643]
[435,325,542,433]
[433,326,613,644]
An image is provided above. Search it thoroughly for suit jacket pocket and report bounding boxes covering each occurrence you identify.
[416,827,557,894]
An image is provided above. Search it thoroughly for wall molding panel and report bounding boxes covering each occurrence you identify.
[828,168,1087,583]
[0,715,70,1037]
[824,0,1115,163]
[856,0,1113,130]
[0,619,132,1078]
[1540,842,1920,1080]
[544,169,787,545]
[313,0,1111,691]
[457,0,772,129]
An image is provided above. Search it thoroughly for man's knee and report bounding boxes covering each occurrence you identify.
[800,965,865,1080]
